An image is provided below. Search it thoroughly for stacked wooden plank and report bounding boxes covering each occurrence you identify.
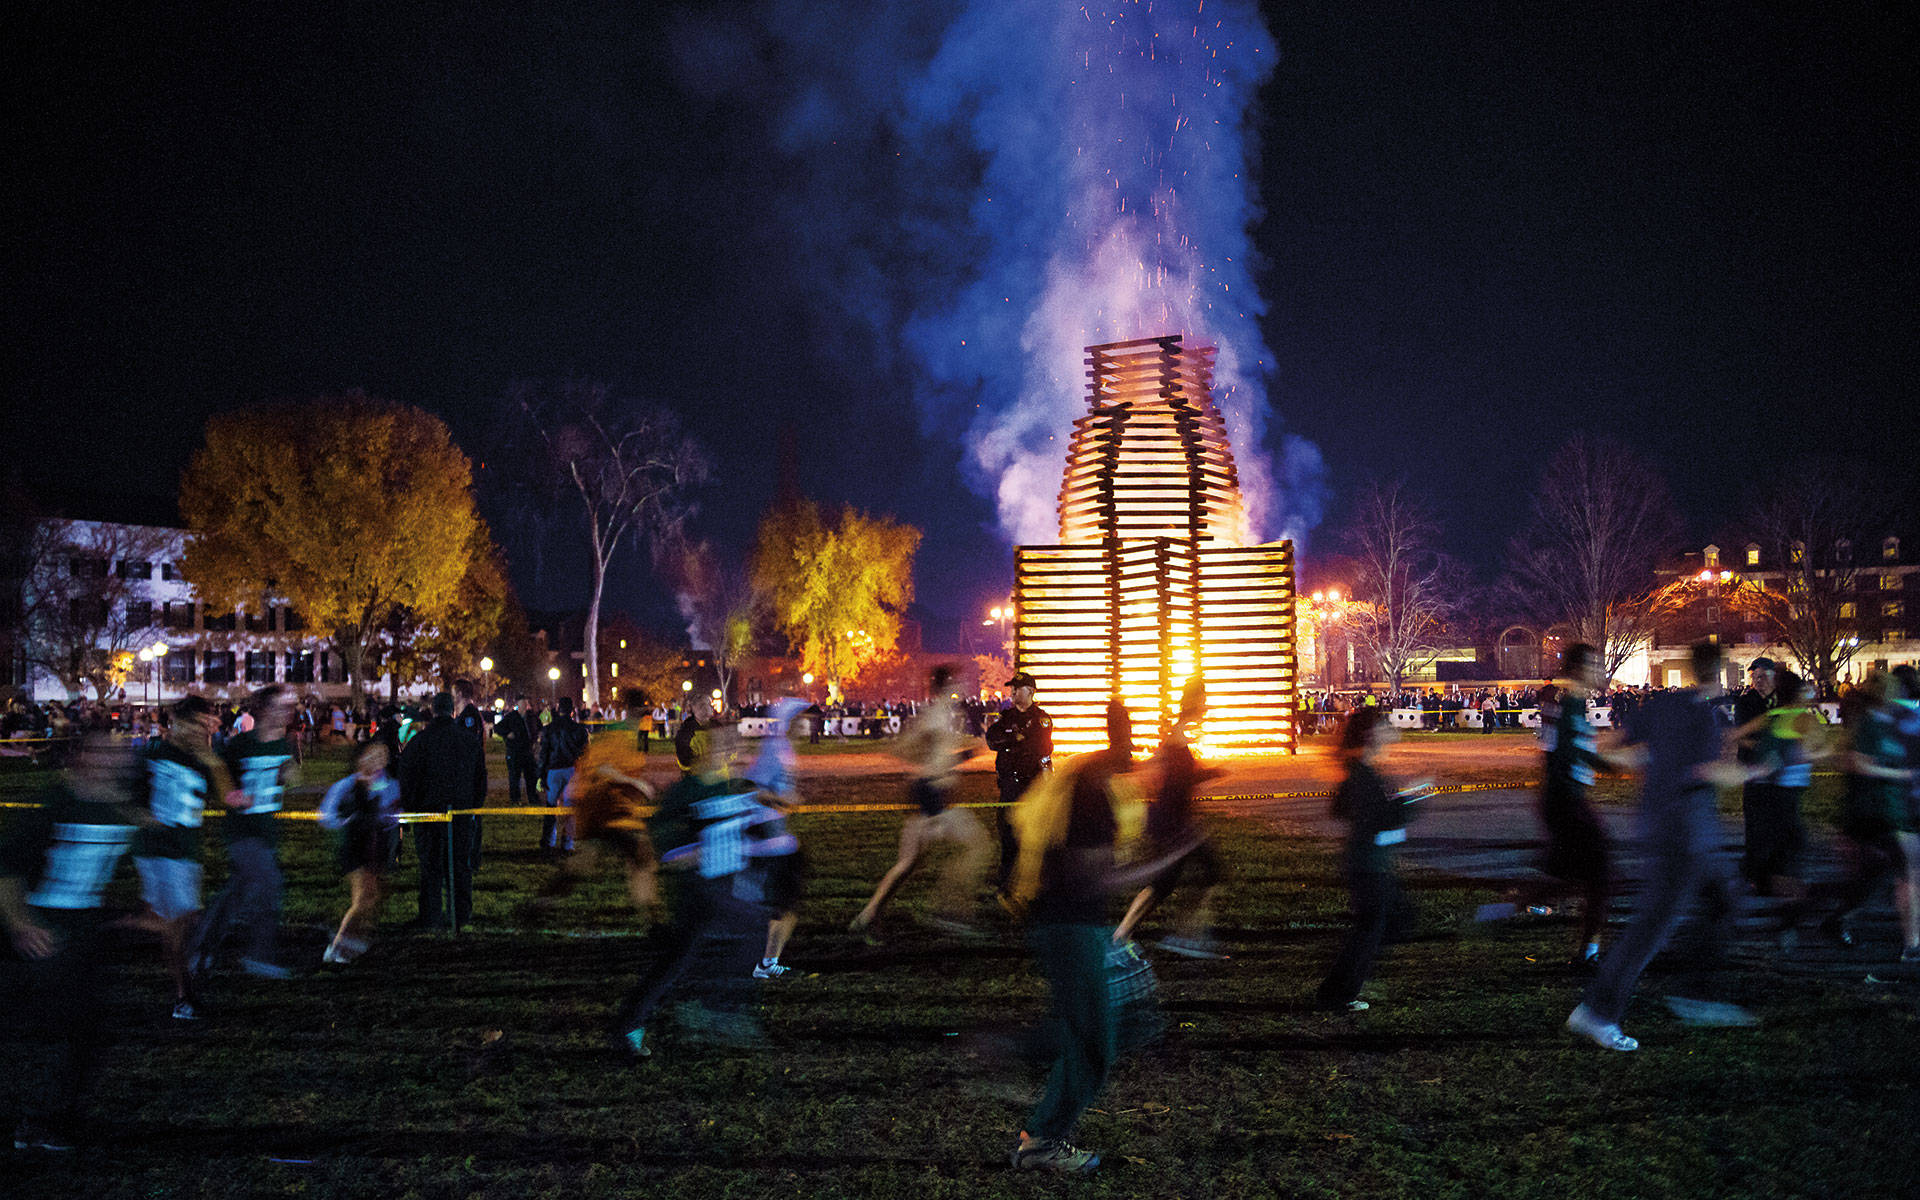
[1015,335,1297,756]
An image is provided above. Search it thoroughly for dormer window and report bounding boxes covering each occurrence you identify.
[1746,543,1760,567]
[1703,545,1720,569]
[1886,537,1901,562]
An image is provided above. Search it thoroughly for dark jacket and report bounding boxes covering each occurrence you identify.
[399,714,488,813]
[540,715,589,774]
[985,704,1052,788]
[495,710,537,757]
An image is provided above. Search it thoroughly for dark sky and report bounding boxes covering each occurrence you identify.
[7,2,1913,647]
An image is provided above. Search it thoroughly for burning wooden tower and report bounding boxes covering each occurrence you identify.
[1013,335,1298,756]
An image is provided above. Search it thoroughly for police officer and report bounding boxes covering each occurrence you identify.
[985,671,1052,897]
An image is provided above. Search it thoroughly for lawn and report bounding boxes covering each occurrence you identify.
[2,763,1915,1199]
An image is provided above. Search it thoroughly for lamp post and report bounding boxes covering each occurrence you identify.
[139,648,154,715]
[479,656,493,703]
[547,665,560,706]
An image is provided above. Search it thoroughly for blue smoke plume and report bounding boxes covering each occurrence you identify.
[673,0,1325,545]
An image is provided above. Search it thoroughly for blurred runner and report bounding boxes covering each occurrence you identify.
[1568,642,1754,1053]
[1112,678,1227,959]
[849,666,990,939]
[1315,709,1431,1012]
[0,732,141,1152]
[317,741,402,964]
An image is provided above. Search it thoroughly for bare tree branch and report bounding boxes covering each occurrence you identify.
[1503,438,1684,684]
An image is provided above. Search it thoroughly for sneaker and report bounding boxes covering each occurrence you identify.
[1819,916,1854,948]
[622,1027,652,1058]
[1566,1003,1638,1052]
[239,958,294,980]
[1010,1135,1100,1174]
[1663,996,1758,1028]
[1569,944,1601,972]
[1157,935,1227,960]
[1343,999,1370,1013]
[322,945,348,965]
[753,959,793,980]
[12,1121,74,1152]
[171,1000,201,1021]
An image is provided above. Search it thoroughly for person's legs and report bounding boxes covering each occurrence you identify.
[1895,831,1920,951]
[451,816,478,926]
[1579,851,1700,1026]
[14,924,106,1141]
[1317,869,1392,1007]
[505,753,525,805]
[933,808,991,920]
[1022,922,1116,1145]
[852,817,928,928]
[333,867,382,953]
[994,786,1022,893]
[224,837,283,967]
[616,883,713,1036]
[415,819,449,926]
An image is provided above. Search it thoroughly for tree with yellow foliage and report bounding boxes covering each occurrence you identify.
[751,499,920,692]
[179,394,481,707]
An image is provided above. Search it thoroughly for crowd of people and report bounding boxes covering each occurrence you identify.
[3,649,1918,1172]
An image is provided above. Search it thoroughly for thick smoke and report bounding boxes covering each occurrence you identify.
[673,0,1324,545]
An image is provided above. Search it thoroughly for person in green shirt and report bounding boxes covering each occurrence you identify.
[189,684,297,982]
[1794,671,1915,954]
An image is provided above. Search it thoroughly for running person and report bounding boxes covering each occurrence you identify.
[1567,642,1752,1052]
[131,695,227,1019]
[849,665,990,939]
[743,697,809,978]
[317,741,402,964]
[1113,677,1227,958]
[1478,643,1616,967]
[0,732,141,1152]
[191,684,297,980]
[1792,672,1916,955]
[1315,709,1431,1012]
[522,737,659,918]
[616,727,774,1057]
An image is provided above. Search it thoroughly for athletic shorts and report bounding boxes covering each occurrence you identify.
[135,856,203,921]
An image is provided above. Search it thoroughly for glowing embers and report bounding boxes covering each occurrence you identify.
[1014,334,1297,757]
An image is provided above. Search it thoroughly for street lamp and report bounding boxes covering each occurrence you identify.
[547,665,560,705]
[139,648,154,714]
[148,642,169,708]
[479,656,493,702]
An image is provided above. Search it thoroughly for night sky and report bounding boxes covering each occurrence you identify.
[8,2,1913,648]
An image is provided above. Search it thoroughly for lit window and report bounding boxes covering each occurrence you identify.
[1885,537,1901,562]
[1886,629,1908,643]
[1885,601,1904,618]
[610,662,619,677]
[1746,544,1760,566]
[1840,603,1857,619]
[1790,541,1805,564]
[1883,574,1902,591]
[1703,545,1719,569]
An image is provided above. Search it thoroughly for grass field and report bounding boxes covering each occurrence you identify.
[2,757,1916,1199]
